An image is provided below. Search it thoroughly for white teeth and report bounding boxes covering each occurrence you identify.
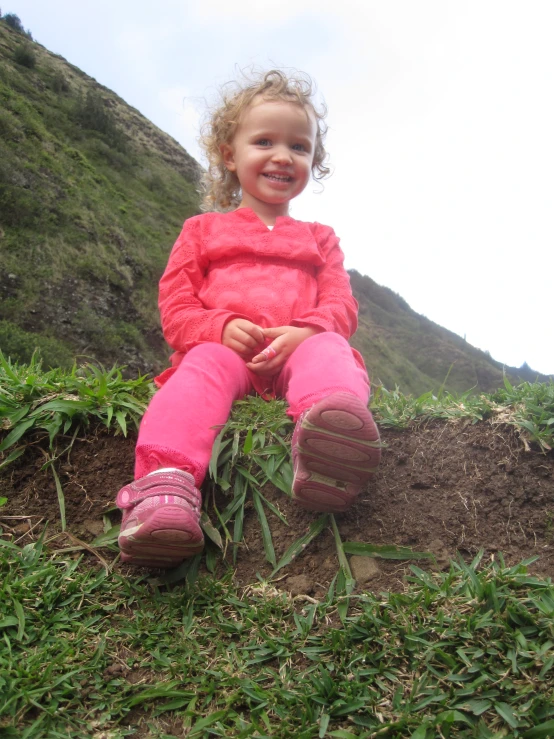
[264,173,291,182]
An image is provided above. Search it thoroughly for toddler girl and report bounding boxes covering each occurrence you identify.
[116,69,381,567]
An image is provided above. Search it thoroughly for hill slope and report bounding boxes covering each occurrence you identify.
[0,20,202,374]
[349,271,552,395]
[0,19,550,392]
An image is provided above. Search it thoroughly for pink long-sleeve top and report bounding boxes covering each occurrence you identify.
[155,207,362,388]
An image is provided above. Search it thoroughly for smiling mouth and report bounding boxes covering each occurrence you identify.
[263,173,292,182]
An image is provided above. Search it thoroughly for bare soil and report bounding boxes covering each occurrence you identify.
[1,420,553,596]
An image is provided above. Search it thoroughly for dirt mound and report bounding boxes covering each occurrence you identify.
[2,420,553,594]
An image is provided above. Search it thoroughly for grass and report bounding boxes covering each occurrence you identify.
[0,540,553,737]
[1,358,554,735]
[372,377,554,452]
[0,351,152,457]
[1,353,553,581]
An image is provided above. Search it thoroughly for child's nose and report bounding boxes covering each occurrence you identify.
[271,146,293,164]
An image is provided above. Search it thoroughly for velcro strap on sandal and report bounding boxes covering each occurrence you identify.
[116,471,200,511]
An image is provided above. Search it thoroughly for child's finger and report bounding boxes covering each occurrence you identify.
[250,325,265,344]
[236,328,262,350]
[262,326,285,339]
[251,344,277,364]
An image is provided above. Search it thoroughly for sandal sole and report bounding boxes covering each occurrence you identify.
[119,506,204,567]
[292,393,381,513]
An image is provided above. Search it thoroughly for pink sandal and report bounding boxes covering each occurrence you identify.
[116,469,204,567]
[292,392,381,513]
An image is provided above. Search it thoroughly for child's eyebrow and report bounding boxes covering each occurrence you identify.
[249,128,313,142]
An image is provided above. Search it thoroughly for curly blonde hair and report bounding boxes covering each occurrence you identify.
[199,69,330,212]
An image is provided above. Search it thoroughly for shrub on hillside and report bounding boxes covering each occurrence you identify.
[86,137,133,170]
[3,12,24,32]
[0,108,21,140]
[0,179,42,228]
[51,70,70,93]
[0,321,74,369]
[13,43,36,68]
[74,90,127,151]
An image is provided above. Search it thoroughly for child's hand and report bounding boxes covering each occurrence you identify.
[247,326,322,376]
[222,318,265,359]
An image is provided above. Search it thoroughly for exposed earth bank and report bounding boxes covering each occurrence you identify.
[1,420,553,594]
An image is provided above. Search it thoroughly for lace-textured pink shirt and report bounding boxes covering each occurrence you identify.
[155,208,361,386]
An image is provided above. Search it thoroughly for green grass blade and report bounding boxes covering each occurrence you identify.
[342,541,434,560]
[234,465,260,485]
[156,554,202,585]
[209,425,229,481]
[522,720,554,738]
[233,496,246,565]
[0,616,19,628]
[115,410,127,436]
[30,398,91,414]
[243,427,253,454]
[219,491,246,527]
[51,465,66,531]
[188,710,229,735]
[271,514,328,576]
[254,488,288,525]
[200,512,223,549]
[252,489,276,567]
[331,516,355,621]
[13,599,25,641]
[90,525,120,547]
[0,539,22,552]
[0,447,25,471]
[0,418,36,452]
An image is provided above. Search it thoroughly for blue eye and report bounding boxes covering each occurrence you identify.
[257,139,271,146]
[292,143,306,152]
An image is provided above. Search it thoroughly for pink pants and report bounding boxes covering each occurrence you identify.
[135,332,370,485]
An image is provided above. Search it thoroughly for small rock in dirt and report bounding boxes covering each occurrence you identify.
[349,556,380,584]
[14,522,31,535]
[103,663,127,679]
[83,519,104,537]
[126,669,145,685]
[285,575,314,596]
[427,539,451,570]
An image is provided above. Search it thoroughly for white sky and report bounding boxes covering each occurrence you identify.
[7,0,554,375]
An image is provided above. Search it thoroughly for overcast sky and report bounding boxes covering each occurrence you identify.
[7,0,554,375]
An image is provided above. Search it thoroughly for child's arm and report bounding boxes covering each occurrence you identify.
[289,224,358,337]
[159,218,258,355]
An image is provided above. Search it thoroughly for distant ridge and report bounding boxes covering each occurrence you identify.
[0,19,550,393]
[349,270,552,395]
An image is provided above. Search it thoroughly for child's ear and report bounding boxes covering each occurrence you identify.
[220,144,236,172]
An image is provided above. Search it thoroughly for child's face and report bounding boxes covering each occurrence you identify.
[221,97,317,217]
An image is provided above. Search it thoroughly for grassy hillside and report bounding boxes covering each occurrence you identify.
[0,19,201,374]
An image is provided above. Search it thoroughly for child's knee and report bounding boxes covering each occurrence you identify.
[302,331,350,353]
